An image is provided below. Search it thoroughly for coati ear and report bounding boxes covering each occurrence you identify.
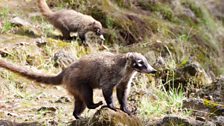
[89,21,96,26]
[126,52,134,60]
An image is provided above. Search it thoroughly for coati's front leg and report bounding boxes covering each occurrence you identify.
[78,31,88,46]
[61,30,72,40]
[116,82,132,115]
[102,86,116,111]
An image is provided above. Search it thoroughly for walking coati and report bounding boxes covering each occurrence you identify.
[38,0,105,43]
[0,52,157,119]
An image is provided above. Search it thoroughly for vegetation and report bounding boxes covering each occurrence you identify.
[0,0,224,125]
[0,8,13,33]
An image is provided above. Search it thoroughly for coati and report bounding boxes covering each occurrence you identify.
[0,52,156,119]
[38,0,105,43]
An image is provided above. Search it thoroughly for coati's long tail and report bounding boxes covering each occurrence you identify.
[0,59,63,85]
[38,0,53,17]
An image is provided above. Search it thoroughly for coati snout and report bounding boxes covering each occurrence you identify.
[89,22,105,41]
[0,52,156,119]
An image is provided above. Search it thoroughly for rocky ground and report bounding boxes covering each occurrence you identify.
[0,0,224,126]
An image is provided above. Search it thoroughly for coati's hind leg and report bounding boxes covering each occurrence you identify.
[73,95,86,119]
[80,85,103,109]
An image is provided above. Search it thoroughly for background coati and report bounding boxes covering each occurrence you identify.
[0,52,156,119]
[38,0,105,43]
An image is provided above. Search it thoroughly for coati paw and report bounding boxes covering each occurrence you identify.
[102,104,117,111]
[73,113,81,119]
[96,101,103,106]
[87,101,103,109]
[121,107,132,115]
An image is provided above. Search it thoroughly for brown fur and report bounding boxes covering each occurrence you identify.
[0,52,156,119]
[38,0,104,42]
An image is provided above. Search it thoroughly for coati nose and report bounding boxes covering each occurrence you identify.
[99,35,105,41]
[150,69,157,74]
[146,65,157,74]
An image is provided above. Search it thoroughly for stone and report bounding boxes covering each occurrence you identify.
[10,17,31,27]
[214,116,224,126]
[35,37,47,47]
[0,120,41,126]
[89,107,143,126]
[183,98,224,116]
[148,115,216,126]
[197,76,224,103]
[53,50,77,69]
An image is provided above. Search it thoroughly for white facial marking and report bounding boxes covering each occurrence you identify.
[137,63,143,67]
[137,59,142,63]
[99,35,105,40]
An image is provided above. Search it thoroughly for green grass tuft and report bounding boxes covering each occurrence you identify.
[0,8,13,33]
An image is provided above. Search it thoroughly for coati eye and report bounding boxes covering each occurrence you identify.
[97,29,100,33]
[133,59,144,68]
[137,60,144,67]
[96,29,101,35]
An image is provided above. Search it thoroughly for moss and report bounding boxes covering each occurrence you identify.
[203,99,224,115]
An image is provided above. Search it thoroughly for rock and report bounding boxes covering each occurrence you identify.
[35,37,47,47]
[9,17,41,37]
[183,98,224,116]
[88,107,143,126]
[55,96,71,103]
[37,106,57,112]
[53,50,77,69]
[158,115,198,126]
[158,62,212,92]
[160,115,192,125]
[0,49,9,57]
[155,56,166,67]
[196,76,224,103]
[196,116,206,122]
[0,120,41,126]
[10,17,31,27]
[13,26,41,37]
[214,116,224,126]
[179,62,212,85]
[148,115,217,126]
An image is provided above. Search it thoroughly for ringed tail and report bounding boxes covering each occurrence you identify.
[38,0,53,17]
[0,59,63,85]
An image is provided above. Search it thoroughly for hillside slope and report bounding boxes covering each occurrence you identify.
[0,0,224,125]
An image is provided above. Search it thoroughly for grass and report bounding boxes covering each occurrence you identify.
[0,0,224,125]
[139,87,186,119]
[0,8,13,33]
